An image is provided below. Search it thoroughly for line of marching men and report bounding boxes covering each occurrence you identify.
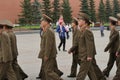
[1,13,120,80]
[37,13,120,80]
[0,20,28,80]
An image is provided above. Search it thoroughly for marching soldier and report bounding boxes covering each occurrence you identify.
[69,13,106,80]
[103,17,119,77]
[85,20,106,80]
[69,13,97,80]
[68,17,80,78]
[38,14,63,80]
[3,20,28,80]
[0,20,17,80]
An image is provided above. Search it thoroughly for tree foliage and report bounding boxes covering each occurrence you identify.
[98,0,106,22]
[31,0,41,24]
[113,0,120,17]
[80,0,89,15]
[19,0,32,24]
[62,0,72,23]
[42,0,51,17]
[52,0,60,23]
[89,0,96,22]
[105,0,112,22]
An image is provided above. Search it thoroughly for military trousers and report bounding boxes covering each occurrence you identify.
[90,58,106,80]
[12,59,28,80]
[76,59,97,80]
[38,59,63,79]
[103,53,116,75]
[113,56,120,80]
[44,58,62,80]
[0,62,17,80]
[70,53,79,76]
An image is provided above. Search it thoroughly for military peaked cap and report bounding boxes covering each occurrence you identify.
[42,14,53,23]
[0,20,14,28]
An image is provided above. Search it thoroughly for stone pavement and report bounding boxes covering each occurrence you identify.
[17,30,117,80]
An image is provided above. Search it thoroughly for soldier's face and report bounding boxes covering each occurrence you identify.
[78,19,85,27]
[41,20,47,28]
[71,23,75,28]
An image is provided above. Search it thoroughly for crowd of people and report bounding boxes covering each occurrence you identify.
[1,12,120,80]
[36,13,120,80]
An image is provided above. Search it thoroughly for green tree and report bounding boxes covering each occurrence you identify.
[105,0,112,22]
[19,0,32,25]
[62,0,72,24]
[31,0,41,24]
[42,0,51,17]
[52,0,60,23]
[113,0,120,17]
[89,0,96,22]
[98,0,106,22]
[80,0,89,15]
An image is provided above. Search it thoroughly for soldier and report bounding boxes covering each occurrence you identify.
[69,13,106,80]
[103,17,119,77]
[0,20,17,80]
[68,17,80,78]
[85,20,106,80]
[38,14,63,80]
[3,20,28,80]
[69,13,98,80]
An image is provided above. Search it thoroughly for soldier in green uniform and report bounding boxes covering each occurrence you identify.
[38,14,63,80]
[113,13,120,80]
[68,17,80,78]
[0,20,17,80]
[69,13,98,80]
[69,13,106,80]
[3,20,28,80]
[103,16,119,77]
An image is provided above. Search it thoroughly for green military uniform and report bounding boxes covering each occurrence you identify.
[113,46,120,80]
[70,13,106,80]
[69,26,79,77]
[70,29,97,80]
[37,31,63,79]
[112,14,120,80]
[38,14,63,80]
[103,17,119,77]
[7,30,28,80]
[0,30,17,80]
[38,27,63,80]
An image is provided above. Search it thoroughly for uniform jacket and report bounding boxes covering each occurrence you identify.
[38,27,57,59]
[0,31,13,62]
[72,27,79,54]
[105,29,119,53]
[8,31,18,59]
[70,29,96,60]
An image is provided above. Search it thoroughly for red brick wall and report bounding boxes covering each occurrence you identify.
[0,0,110,23]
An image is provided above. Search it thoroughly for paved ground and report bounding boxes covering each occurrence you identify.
[16,30,117,80]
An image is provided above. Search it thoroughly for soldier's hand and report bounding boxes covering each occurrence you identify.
[87,57,92,61]
[116,52,120,57]
[44,56,48,61]
[68,49,71,54]
[104,48,108,52]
